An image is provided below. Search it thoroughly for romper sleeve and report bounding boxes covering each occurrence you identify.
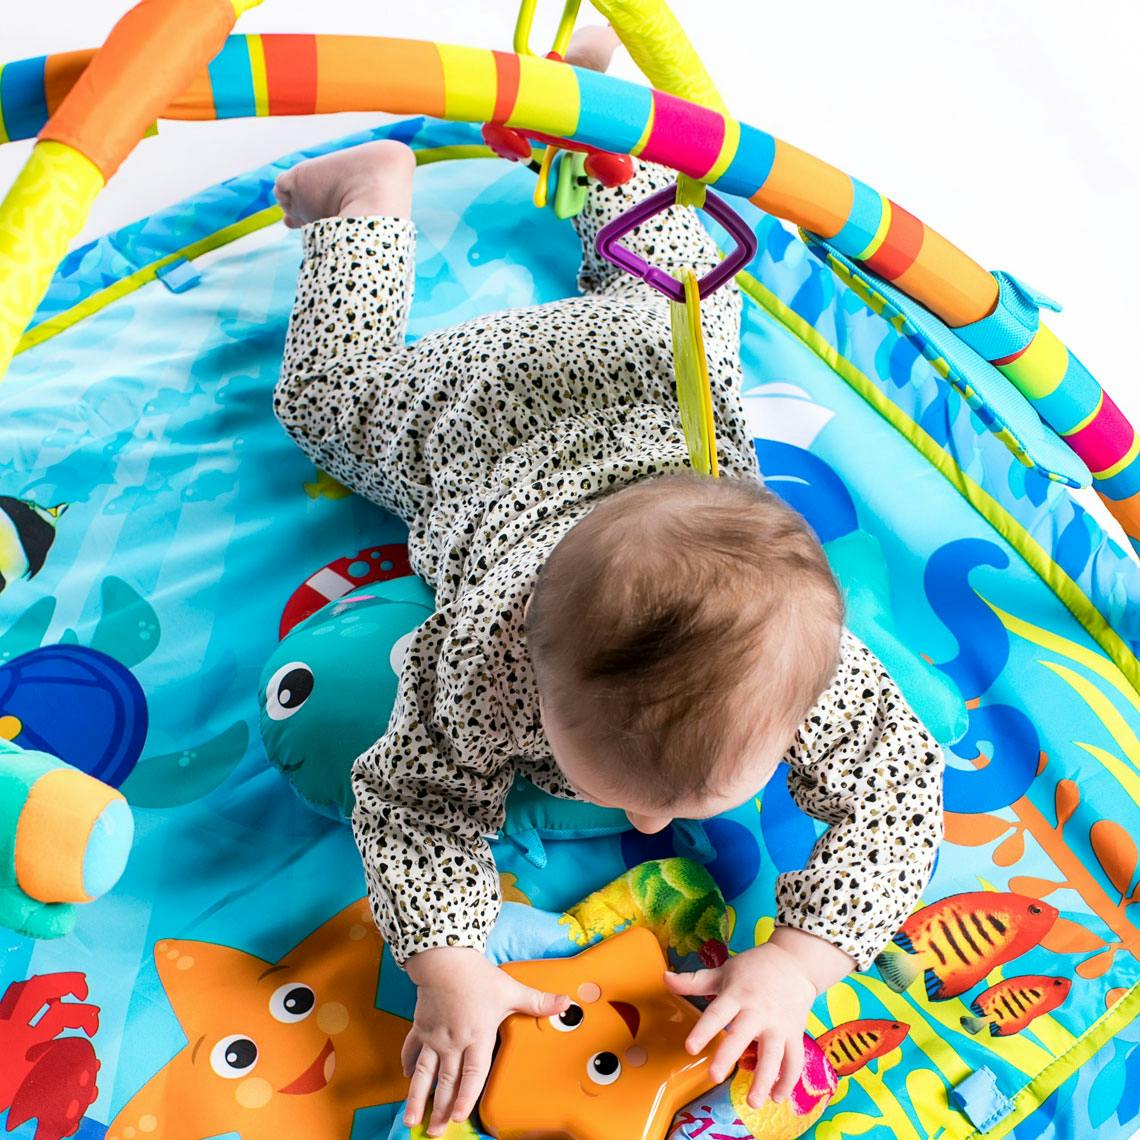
[350,606,517,966]
[775,631,945,971]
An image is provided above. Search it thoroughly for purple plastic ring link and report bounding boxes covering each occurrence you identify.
[594,183,759,302]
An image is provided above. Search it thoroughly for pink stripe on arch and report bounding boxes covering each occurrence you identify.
[1064,390,1136,474]
[639,89,726,178]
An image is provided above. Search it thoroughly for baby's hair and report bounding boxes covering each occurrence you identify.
[525,472,843,807]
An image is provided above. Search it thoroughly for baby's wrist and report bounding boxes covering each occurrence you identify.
[404,944,487,986]
[767,926,854,995]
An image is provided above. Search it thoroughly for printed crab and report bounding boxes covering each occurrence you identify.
[0,972,100,1140]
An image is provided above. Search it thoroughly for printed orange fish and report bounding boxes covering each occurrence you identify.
[817,1019,910,1077]
[874,892,1058,1001]
[960,975,1071,1037]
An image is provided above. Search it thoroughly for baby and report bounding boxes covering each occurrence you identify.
[273,26,943,1137]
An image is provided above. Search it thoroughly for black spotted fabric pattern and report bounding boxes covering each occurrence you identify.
[274,160,944,969]
[777,631,943,967]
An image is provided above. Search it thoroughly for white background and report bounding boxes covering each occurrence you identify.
[3,0,1139,543]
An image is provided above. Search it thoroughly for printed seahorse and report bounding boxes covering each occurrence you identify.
[925,538,1039,812]
[925,538,1011,700]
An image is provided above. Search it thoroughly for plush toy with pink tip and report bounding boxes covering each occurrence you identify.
[670,1035,837,1140]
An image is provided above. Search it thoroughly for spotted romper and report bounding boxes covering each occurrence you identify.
[274,159,944,970]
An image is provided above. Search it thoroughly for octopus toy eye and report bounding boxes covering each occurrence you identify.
[586,1051,621,1085]
[549,1003,584,1032]
[270,983,316,1023]
[210,1035,258,1078]
[265,662,314,721]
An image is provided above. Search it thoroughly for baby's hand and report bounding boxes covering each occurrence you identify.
[664,941,818,1108]
[402,947,570,1136]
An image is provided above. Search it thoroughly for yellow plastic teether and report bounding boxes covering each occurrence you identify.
[533,144,558,208]
[670,267,718,477]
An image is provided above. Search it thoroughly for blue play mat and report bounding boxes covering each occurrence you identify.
[2,118,1140,1140]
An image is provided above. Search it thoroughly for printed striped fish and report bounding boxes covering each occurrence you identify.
[960,975,1071,1036]
[874,891,1058,1001]
[817,1019,910,1077]
[0,497,66,594]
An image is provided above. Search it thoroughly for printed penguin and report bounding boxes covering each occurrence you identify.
[0,497,67,594]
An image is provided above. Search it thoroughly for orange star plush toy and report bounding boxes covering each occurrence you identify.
[106,899,410,1140]
[480,926,721,1140]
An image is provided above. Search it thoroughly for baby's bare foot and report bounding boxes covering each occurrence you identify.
[563,25,621,73]
[274,140,417,228]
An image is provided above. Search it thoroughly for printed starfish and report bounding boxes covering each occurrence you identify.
[480,926,720,1140]
[106,898,409,1139]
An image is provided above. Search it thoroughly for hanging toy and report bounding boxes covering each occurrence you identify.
[594,176,758,475]
[670,263,718,476]
[480,116,634,219]
[551,150,589,220]
[482,0,635,219]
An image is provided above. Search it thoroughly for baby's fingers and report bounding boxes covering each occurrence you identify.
[709,1015,760,1084]
[400,1027,422,1079]
[746,1033,784,1110]
[685,995,739,1056]
[404,1045,438,1127]
[664,967,721,999]
[451,1037,495,1122]
[427,1052,461,1136]
[505,979,570,1019]
[770,1034,806,1104]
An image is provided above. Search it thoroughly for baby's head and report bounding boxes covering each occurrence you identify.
[525,473,842,832]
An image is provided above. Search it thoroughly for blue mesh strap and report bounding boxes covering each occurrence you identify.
[809,239,1090,488]
[955,271,1062,362]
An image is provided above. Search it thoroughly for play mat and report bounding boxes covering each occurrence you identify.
[2,3,1140,1138]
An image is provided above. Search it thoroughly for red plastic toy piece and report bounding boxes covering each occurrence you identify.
[481,123,533,163]
[583,150,634,188]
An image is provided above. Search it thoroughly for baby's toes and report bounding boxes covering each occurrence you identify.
[274,175,294,207]
[273,182,302,229]
[275,160,335,223]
